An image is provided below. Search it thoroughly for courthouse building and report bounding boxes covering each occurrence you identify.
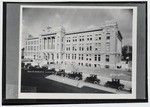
[23,20,123,69]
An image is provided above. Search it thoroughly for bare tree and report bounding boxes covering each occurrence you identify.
[56,63,61,71]
[71,62,79,72]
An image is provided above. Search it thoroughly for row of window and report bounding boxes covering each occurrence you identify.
[27,35,110,46]
[25,52,40,57]
[65,54,110,62]
[66,35,110,42]
[26,43,110,52]
[26,46,39,51]
[65,43,110,51]
[27,40,39,45]
[66,62,110,68]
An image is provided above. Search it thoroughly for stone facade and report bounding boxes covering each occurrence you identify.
[24,20,122,69]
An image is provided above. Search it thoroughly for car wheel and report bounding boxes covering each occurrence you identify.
[105,83,109,87]
[99,80,101,84]
[118,86,123,91]
[75,77,79,80]
[66,75,69,78]
[94,81,98,84]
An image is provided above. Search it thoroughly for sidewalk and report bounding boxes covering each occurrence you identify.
[47,63,132,89]
[46,75,130,94]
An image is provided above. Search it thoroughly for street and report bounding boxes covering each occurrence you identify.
[21,69,111,93]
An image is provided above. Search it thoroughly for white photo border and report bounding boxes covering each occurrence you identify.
[18,5,137,99]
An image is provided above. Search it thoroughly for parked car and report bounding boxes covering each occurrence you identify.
[50,62,55,64]
[104,78,124,90]
[56,69,66,77]
[85,74,100,84]
[21,62,25,68]
[66,71,83,80]
[24,63,31,69]
[45,68,56,74]
[28,65,43,71]
[41,66,48,71]
[28,65,35,71]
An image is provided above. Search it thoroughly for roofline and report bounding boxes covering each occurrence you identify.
[66,28,103,35]
[41,33,57,37]
[27,37,39,40]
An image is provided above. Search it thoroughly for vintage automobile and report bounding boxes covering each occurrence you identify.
[50,62,55,64]
[66,71,83,80]
[45,68,56,74]
[56,69,66,77]
[24,63,32,69]
[28,65,35,71]
[85,74,100,84]
[104,78,125,90]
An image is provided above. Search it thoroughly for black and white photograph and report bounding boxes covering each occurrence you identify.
[18,5,137,99]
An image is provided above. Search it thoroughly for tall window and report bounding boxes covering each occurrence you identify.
[57,53,59,59]
[98,43,101,51]
[95,55,97,61]
[82,47,84,51]
[99,37,101,40]
[98,55,101,61]
[106,36,110,40]
[34,46,36,51]
[89,54,91,61]
[81,54,84,60]
[106,43,110,51]
[79,47,81,51]
[87,47,89,51]
[90,46,92,51]
[79,54,81,60]
[75,54,76,59]
[106,55,110,62]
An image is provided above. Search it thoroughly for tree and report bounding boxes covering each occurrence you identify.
[122,45,132,62]
[71,62,79,72]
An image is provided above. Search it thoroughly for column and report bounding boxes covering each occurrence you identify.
[44,38,46,50]
[42,38,44,50]
[45,38,47,50]
[53,37,56,49]
[48,37,50,50]
[43,38,45,50]
[51,37,53,49]
[49,37,51,50]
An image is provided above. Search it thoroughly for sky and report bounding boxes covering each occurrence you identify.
[22,7,133,46]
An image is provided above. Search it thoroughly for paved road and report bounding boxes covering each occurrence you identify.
[21,70,111,93]
[46,75,130,94]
